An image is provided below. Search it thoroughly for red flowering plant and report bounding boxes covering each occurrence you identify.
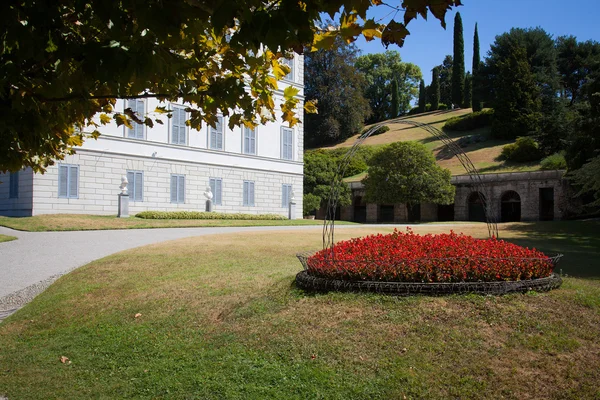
[305,229,557,283]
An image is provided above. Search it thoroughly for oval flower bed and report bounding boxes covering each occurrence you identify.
[297,229,562,295]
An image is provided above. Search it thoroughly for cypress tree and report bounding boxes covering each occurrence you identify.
[472,23,482,111]
[418,79,426,112]
[464,72,472,108]
[431,67,440,111]
[391,78,399,118]
[452,12,465,108]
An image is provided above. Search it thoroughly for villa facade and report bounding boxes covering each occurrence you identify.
[0,56,304,218]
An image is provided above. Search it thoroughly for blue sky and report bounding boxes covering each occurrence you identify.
[354,0,600,85]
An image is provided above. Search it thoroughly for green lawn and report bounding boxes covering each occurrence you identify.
[0,234,16,243]
[1,222,599,399]
[0,214,352,232]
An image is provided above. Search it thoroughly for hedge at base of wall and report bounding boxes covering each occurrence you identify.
[136,211,287,220]
[294,270,563,296]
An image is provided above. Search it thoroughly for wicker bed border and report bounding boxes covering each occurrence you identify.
[295,270,563,296]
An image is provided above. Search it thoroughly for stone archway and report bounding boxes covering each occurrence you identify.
[501,190,521,222]
[323,118,498,252]
[468,191,487,222]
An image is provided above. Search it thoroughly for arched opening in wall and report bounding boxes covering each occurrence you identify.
[378,204,395,223]
[407,203,421,222]
[437,204,455,221]
[468,192,487,222]
[501,191,521,222]
[353,196,367,223]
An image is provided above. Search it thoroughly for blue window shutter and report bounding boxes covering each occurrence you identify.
[178,175,185,203]
[58,166,68,197]
[127,171,134,196]
[282,184,292,207]
[249,182,255,206]
[216,179,222,205]
[170,175,178,203]
[217,117,223,149]
[68,166,78,198]
[9,172,19,199]
[135,172,143,201]
[136,100,145,139]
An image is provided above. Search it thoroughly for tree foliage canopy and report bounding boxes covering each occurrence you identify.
[355,51,422,122]
[1,0,462,172]
[451,12,465,107]
[363,142,455,206]
[304,36,370,147]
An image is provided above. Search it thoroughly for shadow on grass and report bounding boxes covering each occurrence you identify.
[500,221,600,279]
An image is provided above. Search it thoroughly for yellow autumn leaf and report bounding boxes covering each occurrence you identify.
[304,100,318,114]
[114,114,133,129]
[99,113,111,125]
[283,86,299,101]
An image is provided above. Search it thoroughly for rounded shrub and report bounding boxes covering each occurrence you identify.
[501,137,542,162]
[303,193,321,216]
[540,152,567,170]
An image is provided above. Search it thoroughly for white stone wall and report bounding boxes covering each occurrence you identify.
[31,150,303,218]
[0,169,34,216]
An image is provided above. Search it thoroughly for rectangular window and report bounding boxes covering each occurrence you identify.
[126,99,145,139]
[58,165,79,198]
[209,116,224,150]
[171,105,187,145]
[209,178,222,205]
[281,127,294,160]
[243,181,255,207]
[126,171,144,202]
[9,172,19,199]
[243,126,256,155]
[282,57,294,82]
[282,184,293,207]
[170,174,185,204]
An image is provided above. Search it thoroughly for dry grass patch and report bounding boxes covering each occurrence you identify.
[0,214,346,232]
[1,223,599,399]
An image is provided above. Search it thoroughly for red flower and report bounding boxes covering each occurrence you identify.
[306,229,554,283]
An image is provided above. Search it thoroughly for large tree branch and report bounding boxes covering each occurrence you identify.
[35,92,180,103]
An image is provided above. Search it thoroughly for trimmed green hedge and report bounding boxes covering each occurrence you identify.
[540,152,567,170]
[443,109,494,131]
[136,211,287,220]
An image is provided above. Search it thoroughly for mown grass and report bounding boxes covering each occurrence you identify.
[0,214,353,232]
[1,222,599,399]
[0,234,16,243]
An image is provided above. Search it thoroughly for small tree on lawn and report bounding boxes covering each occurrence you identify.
[363,142,455,216]
[431,67,441,111]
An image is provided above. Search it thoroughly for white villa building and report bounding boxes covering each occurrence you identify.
[0,56,304,218]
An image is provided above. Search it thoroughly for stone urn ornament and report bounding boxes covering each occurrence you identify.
[204,186,213,212]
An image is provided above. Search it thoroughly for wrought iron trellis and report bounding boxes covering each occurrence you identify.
[322,116,499,253]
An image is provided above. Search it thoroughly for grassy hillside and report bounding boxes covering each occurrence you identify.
[321,109,542,178]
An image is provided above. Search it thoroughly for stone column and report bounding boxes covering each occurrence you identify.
[366,203,378,223]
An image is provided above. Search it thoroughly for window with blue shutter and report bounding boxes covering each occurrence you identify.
[126,99,145,139]
[170,174,185,203]
[126,171,144,202]
[243,181,255,206]
[58,165,79,198]
[209,178,222,205]
[281,127,293,160]
[9,171,19,199]
[171,105,187,145]
[209,116,224,150]
[282,57,294,81]
[243,127,256,155]
[282,184,293,207]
